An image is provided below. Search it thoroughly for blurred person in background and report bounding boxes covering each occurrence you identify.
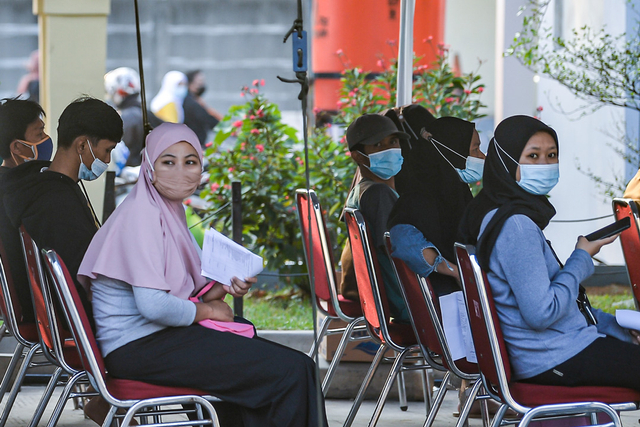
[151,71,188,124]
[16,50,40,103]
[183,70,222,148]
[105,67,163,166]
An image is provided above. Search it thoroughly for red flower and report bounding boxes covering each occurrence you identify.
[210,183,220,192]
[260,79,265,86]
[249,115,256,120]
[205,141,213,148]
[240,92,245,97]
[250,129,260,135]
[233,120,243,128]
[345,151,351,157]
[252,79,259,86]
[386,39,396,47]
[464,89,472,95]
[478,87,485,93]
[240,142,246,150]
[376,59,385,68]
[423,35,433,43]
[257,110,264,118]
[228,167,235,173]
[184,199,191,206]
[224,184,231,190]
[444,97,455,103]
[256,144,265,152]
[250,88,258,95]
[536,106,544,112]
[295,156,304,165]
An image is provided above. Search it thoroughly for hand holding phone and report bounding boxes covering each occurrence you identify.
[584,217,631,242]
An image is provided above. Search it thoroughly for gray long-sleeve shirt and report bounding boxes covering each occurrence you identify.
[481,209,633,380]
[90,275,196,357]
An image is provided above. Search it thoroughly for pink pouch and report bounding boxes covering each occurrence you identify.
[189,281,255,338]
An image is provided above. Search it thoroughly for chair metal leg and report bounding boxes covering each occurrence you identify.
[28,366,63,427]
[420,367,433,415]
[455,378,483,427]
[322,317,364,394]
[367,346,412,427]
[422,370,450,427]
[0,343,40,426]
[397,367,408,411]
[45,370,86,427]
[342,344,387,427]
[308,315,332,358]
[0,343,24,404]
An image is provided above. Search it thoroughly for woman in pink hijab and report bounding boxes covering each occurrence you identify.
[79,123,327,427]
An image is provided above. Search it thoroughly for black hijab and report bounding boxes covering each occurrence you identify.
[388,116,476,263]
[458,115,558,270]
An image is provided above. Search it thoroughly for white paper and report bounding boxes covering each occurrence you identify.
[616,309,640,330]
[439,291,477,363]
[201,228,264,286]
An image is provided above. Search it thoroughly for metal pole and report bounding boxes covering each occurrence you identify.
[396,0,416,107]
[231,181,243,317]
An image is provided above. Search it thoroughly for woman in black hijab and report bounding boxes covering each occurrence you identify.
[388,113,484,296]
[458,115,640,389]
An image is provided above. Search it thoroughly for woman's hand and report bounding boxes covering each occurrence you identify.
[194,299,234,322]
[223,277,256,298]
[575,234,619,257]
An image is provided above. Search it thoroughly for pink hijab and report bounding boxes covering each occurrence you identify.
[78,123,207,299]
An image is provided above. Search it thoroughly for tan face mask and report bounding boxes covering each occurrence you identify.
[146,148,201,201]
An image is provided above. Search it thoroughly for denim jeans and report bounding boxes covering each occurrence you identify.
[389,223,451,277]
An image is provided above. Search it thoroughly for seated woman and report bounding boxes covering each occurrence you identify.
[388,115,484,296]
[459,115,640,388]
[78,123,327,427]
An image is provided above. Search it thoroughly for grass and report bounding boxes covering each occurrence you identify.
[225,288,314,330]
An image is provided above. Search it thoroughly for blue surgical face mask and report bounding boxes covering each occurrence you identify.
[494,139,559,195]
[456,156,485,184]
[78,140,108,181]
[359,148,403,180]
[517,163,559,195]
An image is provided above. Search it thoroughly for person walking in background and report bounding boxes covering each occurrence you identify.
[16,50,40,103]
[150,71,188,124]
[183,70,222,148]
[104,67,163,166]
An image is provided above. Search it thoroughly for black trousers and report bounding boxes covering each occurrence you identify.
[522,336,640,390]
[105,324,328,427]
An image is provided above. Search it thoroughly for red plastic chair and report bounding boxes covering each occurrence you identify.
[19,225,94,427]
[0,234,45,426]
[41,248,221,427]
[454,243,640,427]
[384,234,491,427]
[612,198,640,308]
[295,189,367,393]
[344,208,430,427]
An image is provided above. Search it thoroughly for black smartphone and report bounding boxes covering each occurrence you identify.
[584,217,631,242]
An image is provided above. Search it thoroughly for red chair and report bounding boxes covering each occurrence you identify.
[344,208,430,427]
[612,198,640,308]
[41,248,221,427]
[454,243,640,427]
[384,234,491,427]
[19,225,94,427]
[295,189,367,393]
[0,235,45,426]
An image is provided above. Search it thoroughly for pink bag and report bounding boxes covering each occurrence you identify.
[189,281,255,338]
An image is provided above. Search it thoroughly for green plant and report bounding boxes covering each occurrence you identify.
[202,81,302,273]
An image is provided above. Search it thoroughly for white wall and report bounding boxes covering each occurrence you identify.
[494,0,628,264]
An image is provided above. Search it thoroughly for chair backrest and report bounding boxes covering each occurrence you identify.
[0,233,35,346]
[41,248,110,397]
[455,243,512,402]
[295,189,341,316]
[344,208,390,342]
[384,234,478,378]
[613,198,640,308]
[19,226,71,357]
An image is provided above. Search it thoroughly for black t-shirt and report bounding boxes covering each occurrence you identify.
[183,94,219,147]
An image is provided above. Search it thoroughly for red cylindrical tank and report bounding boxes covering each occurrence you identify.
[312,0,445,111]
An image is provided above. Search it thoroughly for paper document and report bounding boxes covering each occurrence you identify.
[616,309,640,330]
[201,228,264,286]
[440,291,477,363]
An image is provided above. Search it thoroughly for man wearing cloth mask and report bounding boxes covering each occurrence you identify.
[0,98,52,322]
[340,113,412,323]
[4,97,122,328]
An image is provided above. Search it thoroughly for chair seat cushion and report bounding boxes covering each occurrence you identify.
[334,295,363,318]
[106,376,211,400]
[383,321,416,347]
[510,382,640,406]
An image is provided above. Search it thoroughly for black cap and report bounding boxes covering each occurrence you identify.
[346,114,410,150]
